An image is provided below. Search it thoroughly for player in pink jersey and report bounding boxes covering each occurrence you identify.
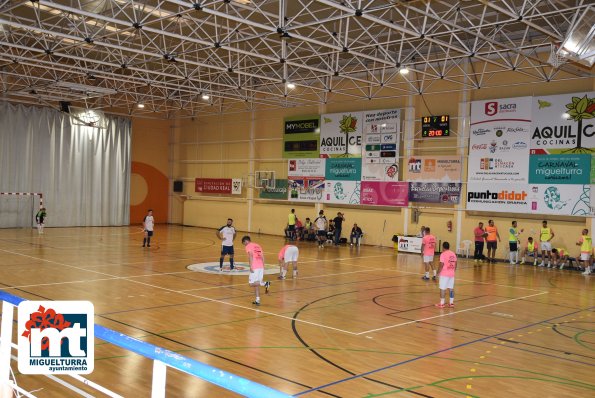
[421,227,437,280]
[278,244,299,279]
[436,241,457,308]
[242,236,271,306]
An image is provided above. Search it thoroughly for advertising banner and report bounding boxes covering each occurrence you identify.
[527,184,591,216]
[529,154,591,184]
[530,92,595,154]
[467,154,528,183]
[282,116,320,158]
[320,112,363,157]
[195,178,236,194]
[288,158,325,177]
[259,179,288,200]
[469,96,532,182]
[361,109,400,181]
[288,178,325,202]
[324,158,362,181]
[360,181,409,207]
[404,156,462,182]
[408,182,462,204]
[323,180,361,204]
[466,183,530,213]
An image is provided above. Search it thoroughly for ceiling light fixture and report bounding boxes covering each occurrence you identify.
[286,82,296,89]
[137,103,145,108]
[399,67,409,75]
[201,94,210,100]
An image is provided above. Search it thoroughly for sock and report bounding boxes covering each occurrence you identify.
[230,258,234,268]
[509,252,514,263]
[440,298,445,305]
[293,270,297,276]
[281,269,287,278]
[220,257,224,268]
[425,271,430,278]
[450,290,455,304]
[433,270,437,277]
[143,238,146,246]
[147,237,151,246]
[255,296,260,303]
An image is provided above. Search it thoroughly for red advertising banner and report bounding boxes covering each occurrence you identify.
[195,178,233,194]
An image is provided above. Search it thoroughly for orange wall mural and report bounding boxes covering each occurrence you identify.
[130,161,169,224]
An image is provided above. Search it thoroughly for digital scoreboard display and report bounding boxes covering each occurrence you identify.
[421,115,450,137]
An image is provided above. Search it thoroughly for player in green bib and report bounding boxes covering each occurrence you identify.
[539,220,554,267]
[508,221,523,265]
[576,229,592,275]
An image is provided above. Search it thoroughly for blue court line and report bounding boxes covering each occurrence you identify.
[295,306,593,396]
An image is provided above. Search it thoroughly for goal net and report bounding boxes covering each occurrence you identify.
[0,193,44,228]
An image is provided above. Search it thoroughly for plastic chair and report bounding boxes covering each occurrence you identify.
[457,240,472,258]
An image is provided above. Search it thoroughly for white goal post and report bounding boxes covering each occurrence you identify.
[0,192,44,228]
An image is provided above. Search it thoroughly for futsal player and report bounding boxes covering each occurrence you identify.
[217,218,236,271]
[436,241,457,308]
[277,244,299,279]
[142,209,154,247]
[242,236,271,305]
[421,227,437,280]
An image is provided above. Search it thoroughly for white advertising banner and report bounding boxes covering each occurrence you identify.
[322,180,361,204]
[527,184,591,216]
[469,96,532,182]
[530,92,595,154]
[320,112,363,158]
[288,158,325,177]
[361,109,400,181]
[404,155,462,182]
[466,183,530,213]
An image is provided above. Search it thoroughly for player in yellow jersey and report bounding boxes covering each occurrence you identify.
[520,237,538,266]
[551,248,568,269]
[576,229,592,275]
[508,220,523,264]
[538,220,554,267]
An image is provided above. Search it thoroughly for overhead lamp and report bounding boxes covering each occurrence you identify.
[286,82,296,89]
[399,67,409,75]
[558,7,594,67]
[137,103,145,109]
[201,94,210,100]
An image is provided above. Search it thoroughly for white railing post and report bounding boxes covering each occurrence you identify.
[0,301,15,383]
[151,360,167,398]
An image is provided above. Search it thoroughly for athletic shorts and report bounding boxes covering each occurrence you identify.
[486,241,497,250]
[284,246,299,262]
[423,255,434,263]
[439,276,455,290]
[509,242,518,252]
[145,230,154,237]
[317,230,327,237]
[526,251,536,257]
[288,225,295,231]
[540,242,552,251]
[580,253,591,261]
[249,268,264,285]
[221,245,234,256]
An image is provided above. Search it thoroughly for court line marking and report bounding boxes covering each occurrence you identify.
[295,306,594,396]
[355,291,549,335]
[0,245,553,336]
[0,247,359,335]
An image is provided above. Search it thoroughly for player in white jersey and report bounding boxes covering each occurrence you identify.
[142,209,154,247]
[314,210,328,248]
[217,218,237,271]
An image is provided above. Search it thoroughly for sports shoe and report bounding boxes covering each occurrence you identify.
[293,271,298,277]
[435,303,446,308]
[432,276,436,281]
[559,264,565,270]
[539,262,545,267]
[421,276,430,280]
[448,303,455,308]
[474,259,478,263]
[582,269,592,275]
[252,300,260,306]
[219,267,223,272]
[264,281,271,293]
[520,260,525,265]
[277,275,285,280]
[147,245,151,247]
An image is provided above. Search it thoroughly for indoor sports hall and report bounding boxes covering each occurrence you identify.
[0,1,593,397]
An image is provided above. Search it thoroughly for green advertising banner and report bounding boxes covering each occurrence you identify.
[258,179,288,200]
[528,154,591,184]
[282,115,320,158]
[324,158,362,181]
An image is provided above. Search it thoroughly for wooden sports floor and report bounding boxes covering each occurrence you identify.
[0,225,593,397]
